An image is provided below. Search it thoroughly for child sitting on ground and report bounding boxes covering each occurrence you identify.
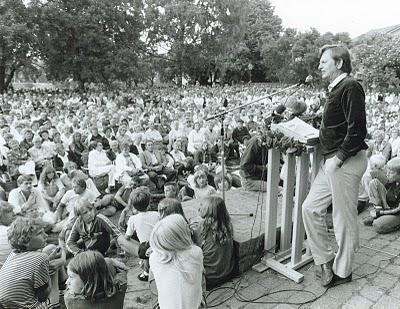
[158,198,187,220]
[66,198,121,256]
[192,196,235,289]
[163,182,180,200]
[180,164,212,201]
[117,187,159,281]
[116,178,141,232]
[214,172,233,194]
[363,157,400,233]
[193,169,216,199]
[149,214,204,309]
[64,250,128,309]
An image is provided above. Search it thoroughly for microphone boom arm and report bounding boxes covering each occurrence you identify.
[205,82,302,121]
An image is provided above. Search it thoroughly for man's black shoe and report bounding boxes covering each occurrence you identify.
[329,273,352,287]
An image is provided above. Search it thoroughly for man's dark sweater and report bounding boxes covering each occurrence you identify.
[319,76,368,162]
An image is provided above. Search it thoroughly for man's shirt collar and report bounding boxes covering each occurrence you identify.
[328,73,348,93]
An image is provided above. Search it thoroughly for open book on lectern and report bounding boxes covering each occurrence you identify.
[271,117,320,146]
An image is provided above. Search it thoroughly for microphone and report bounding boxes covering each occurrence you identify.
[305,75,313,84]
[297,75,314,87]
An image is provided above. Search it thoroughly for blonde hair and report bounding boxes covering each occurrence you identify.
[150,214,192,264]
[369,154,386,170]
[74,198,95,217]
[193,170,207,188]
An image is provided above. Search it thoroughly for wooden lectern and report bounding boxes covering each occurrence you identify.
[253,118,322,283]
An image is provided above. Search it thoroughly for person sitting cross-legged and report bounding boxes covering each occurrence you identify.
[140,139,176,190]
[66,198,121,257]
[115,141,149,187]
[117,187,159,281]
[363,157,400,233]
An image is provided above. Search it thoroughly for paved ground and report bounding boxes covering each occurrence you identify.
[123,204,400,309]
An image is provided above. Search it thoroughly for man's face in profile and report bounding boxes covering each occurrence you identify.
[319,50,340,82]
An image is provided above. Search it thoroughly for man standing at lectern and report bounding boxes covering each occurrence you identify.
[302,45,368,287]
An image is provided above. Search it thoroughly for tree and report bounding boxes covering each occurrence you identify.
[220,0,283,83]
[0,0,36,93]
[144,0,247,86]
[262,28,296,83]
[32,0,144,89]
[352,34,400,91]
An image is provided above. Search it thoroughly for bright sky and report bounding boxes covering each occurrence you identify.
[269,0,400,38]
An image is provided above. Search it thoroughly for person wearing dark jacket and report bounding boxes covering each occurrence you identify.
[239,135,268,192]
[228,119,250,159]
[66,199,121,256]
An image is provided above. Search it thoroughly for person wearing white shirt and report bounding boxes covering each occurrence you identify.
[187,122,205,155]
[115,142,149,186]
[170,140,193,175]
[144,122,163,143]
[389,127,400,158]
[8,174,56,225]
[88,141,116,193]
[149,214,204,309]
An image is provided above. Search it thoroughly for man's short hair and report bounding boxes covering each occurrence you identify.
[72,177,87,190]
[129,187,151,212]
[319,44,352,74]
[17,174,33,186]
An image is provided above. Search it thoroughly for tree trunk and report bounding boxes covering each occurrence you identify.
[4,67,16,92]
[78,79,85,92]
[0,65,5,94]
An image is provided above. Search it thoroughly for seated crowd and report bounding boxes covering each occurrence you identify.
[0,85,398,308]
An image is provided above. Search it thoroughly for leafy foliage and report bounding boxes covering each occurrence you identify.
[31,0,144,88]
[352,34,400,91]
[0,0,396,91]
[0,0,37,93]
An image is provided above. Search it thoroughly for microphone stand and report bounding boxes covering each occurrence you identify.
[220,114,226,201]
[205,82,304,203]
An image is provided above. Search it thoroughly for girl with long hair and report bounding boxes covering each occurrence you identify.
[193,195,235,289]
[65,250,127,309]
[68,131,87,169]
[38,165,65,211]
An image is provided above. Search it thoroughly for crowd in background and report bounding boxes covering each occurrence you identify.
[0,83,398,308]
